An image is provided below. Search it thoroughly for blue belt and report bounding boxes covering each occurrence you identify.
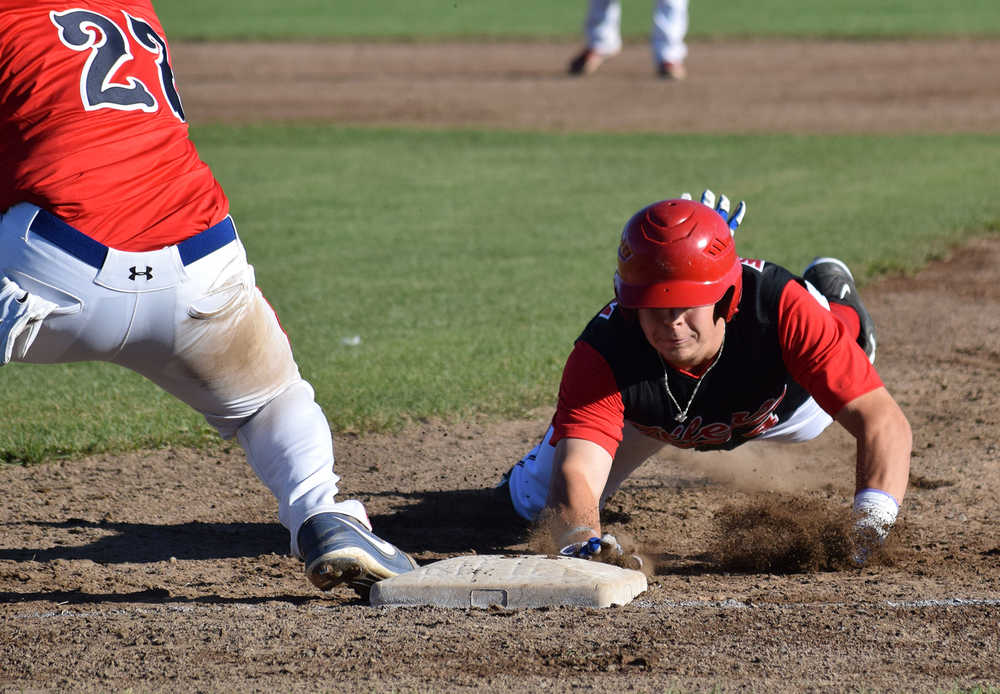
[28,209,237,269]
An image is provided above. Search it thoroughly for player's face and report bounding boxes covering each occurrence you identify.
[638,305,726,371]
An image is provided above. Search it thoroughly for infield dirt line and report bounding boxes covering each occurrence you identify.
[9,597,1000,621]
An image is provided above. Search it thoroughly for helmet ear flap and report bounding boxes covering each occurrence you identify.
[715,283,741,322]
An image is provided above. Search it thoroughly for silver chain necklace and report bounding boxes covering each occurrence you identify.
[657,338,725,423]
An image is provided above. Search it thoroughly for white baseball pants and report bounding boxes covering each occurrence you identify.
[584,0,690,65]
[0,203,366,557]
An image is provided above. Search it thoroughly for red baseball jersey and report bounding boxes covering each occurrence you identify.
[0,1,228,250]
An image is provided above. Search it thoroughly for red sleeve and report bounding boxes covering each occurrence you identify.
[777,281,883,415]
[550,341,625,457]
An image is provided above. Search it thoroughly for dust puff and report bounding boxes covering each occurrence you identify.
[707,493,857,573]
[670,442,838,495]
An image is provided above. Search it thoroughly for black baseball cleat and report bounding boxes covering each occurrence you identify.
[803,257,877,363]
[298,512,418,599]
[567,46,618,76]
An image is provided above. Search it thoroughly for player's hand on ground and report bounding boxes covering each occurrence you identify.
[851,524,886,567]
[559,532,624,560]
[850,511,892,566]
[597,533,625,560]
[559,533,643,570]
[681,189,747,235]
[850,489,899,566]
[559,536,603,559]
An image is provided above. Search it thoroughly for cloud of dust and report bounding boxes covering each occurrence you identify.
[520,440,900,576]
[672,441,842,495]
[708,493,856,572]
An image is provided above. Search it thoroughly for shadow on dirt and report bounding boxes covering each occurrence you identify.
[365,487,533,556]
[0,519,288,564]
[0,586,324,607]
[0,492,875,582]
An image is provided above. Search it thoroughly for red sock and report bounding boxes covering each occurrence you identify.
[829,302,861,341]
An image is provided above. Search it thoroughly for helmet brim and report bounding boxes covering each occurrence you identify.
[614,262,741,310]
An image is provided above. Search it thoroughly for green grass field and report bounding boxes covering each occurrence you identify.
[156,0,1000,40]
[4,125,999,463]
[3,3,999,463]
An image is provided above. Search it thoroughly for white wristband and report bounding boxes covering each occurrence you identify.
[853,488,899,537]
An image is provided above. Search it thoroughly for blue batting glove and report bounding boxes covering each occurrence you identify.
[680,189,747,235]
[559,536,603,559]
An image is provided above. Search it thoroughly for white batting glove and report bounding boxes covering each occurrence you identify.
[681,188,747,235]
[597,533,624,560]
[0,277,59,366]
[851,488,899,567]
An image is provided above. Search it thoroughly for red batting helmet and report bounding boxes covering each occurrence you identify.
[613,198,742,320]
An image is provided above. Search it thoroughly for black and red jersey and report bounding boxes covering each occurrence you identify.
[551,259,882,455]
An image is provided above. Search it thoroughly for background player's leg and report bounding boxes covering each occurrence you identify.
[569,0,623,74]
[651,0,689,77]
[586,0,623,55]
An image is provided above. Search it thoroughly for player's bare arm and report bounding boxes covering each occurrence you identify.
[834,385,911,564]
[546,438,613,549]
[835,386,912,504]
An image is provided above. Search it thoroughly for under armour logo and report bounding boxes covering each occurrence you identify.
[129,265,153,281]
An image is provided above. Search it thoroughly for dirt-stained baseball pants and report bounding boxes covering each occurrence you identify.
[0,202,367,557]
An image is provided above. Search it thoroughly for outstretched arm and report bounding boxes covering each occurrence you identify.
[836,386,911,503]
[836,386,911,563]
[546,437,614,551]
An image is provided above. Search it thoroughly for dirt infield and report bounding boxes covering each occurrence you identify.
[2,40,999,693]
[172,39,1000,133]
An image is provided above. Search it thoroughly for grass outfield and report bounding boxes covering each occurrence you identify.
[3,125,999,463]
[155,0,1000,41]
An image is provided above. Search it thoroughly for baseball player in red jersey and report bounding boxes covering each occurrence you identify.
[0,1,417,598]
[497,191,911,566]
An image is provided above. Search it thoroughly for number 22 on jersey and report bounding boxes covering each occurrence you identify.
[50,8,185,121]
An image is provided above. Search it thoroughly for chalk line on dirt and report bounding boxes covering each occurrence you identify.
[7,596,1000,621]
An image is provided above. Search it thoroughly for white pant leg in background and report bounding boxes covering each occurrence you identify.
[651,0,689,65]
[584,0,623,55]
[584,1,689,64]
[757,396,833,443]
[0,202,365,557]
